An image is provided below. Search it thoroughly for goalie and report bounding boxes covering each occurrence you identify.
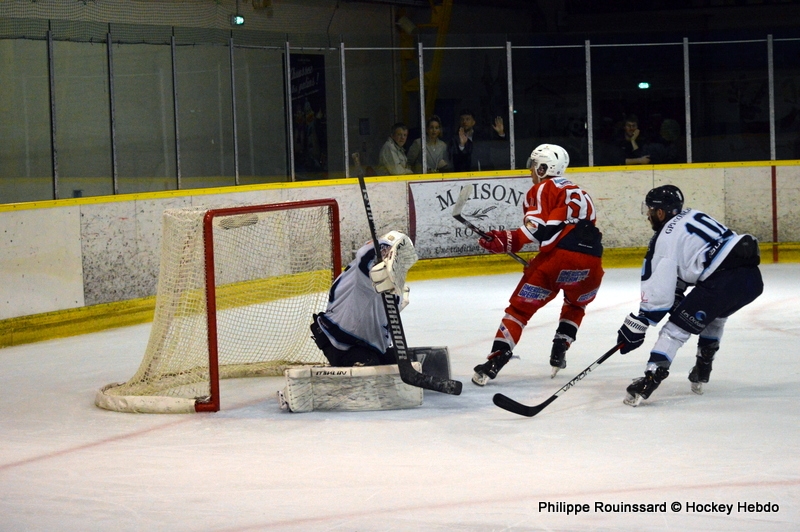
[310,230,418,367]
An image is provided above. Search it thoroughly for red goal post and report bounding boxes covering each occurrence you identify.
[96,199,341,413]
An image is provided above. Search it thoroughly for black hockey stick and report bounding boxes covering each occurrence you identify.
[356,173,463,395]
[493,343,623,417]
[452,185,528,267]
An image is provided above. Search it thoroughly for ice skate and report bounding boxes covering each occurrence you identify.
[688,342,718,395]
[549,338,569,378]
[624,367,669,406]
[472,349,513,386]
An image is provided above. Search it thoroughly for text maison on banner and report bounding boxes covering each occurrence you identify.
[408,176,539,260]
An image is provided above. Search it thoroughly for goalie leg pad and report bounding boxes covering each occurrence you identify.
[280,363,424,413]
[407,346,452,380]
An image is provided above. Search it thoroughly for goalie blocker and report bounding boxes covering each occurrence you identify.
[278,347,451,412]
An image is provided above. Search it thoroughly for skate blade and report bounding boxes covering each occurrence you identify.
[623,393,643,407]
[472,372,489,386]
[277,390,290,411]
[550,366,560,378]
[691,382,704,395]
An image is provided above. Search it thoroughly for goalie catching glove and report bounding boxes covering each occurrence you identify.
[478,229,525,254]
[369,231,418,302]
[617,313,649,354]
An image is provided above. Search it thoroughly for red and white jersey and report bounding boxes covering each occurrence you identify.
[518,176,598,253]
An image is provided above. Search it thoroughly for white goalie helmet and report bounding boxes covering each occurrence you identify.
[528,144,570,178]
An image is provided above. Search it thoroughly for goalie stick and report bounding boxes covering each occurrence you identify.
[355,172,463,396]
[493,343,623,417]
[452,186,528,267]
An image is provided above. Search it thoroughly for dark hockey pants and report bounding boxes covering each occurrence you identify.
[669,266,763,335]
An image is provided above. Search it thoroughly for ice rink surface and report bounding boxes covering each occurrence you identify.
[1,264,798,531]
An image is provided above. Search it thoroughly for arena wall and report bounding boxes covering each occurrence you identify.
[1,162,798,345]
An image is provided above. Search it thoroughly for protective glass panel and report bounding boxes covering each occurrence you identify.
[343,48,404,177]
[591,41,686,166]
[511,40,588,168]
[774,37,800,161]
[287,45,344,181]
[422,34,511,172]
[690,39,770,163]
[0,39,52,203]
[114,42,177,193]
[53,39,113,198]
[233,46,287,184]
[174,37,235,189]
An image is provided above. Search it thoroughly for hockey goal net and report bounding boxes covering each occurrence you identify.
[96,199,341,413]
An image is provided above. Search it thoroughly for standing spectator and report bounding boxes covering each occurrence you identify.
[471,144,604,385]
[407,115,451,173]
[376,123,412,175]
[616,185,763,406]
[448,109,506,172]
[617,115,651,165]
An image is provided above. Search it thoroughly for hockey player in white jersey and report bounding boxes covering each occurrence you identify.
[616,185,763,406]
[309,231,418,367]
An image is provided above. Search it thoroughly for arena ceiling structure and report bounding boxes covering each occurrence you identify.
[351,0,800,35]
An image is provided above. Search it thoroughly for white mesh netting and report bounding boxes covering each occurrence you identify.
[96,201,337,413]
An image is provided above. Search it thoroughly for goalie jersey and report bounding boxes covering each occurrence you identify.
[317,240,396,355]
[639,208,759,323]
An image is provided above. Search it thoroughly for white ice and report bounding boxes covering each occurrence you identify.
[1,264,799,531]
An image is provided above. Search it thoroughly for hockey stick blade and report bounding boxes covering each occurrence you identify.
[452,186,528,267]
[492,343,623,417]
[357,174,462,396]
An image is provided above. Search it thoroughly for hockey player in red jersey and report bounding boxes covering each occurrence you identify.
[617,185,763,406]
[472,144,604,385]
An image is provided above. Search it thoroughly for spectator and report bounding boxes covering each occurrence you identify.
[407,115,451,173]
[646,119,686,165]
[376,123,412,175]
[448,109,506,172]
[617,115,651,165]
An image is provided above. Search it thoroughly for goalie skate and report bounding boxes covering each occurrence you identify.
[277,389,290,411]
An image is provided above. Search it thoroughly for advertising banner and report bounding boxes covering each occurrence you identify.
[408,176,537,260]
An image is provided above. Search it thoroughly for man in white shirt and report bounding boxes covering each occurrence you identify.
[616,185,763,406]
[377,123,413,175]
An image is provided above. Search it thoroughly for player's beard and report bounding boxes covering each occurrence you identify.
[648,210,663,231]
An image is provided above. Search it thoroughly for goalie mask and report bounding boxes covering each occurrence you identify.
[376,231,418,295]
[528,144,569,178]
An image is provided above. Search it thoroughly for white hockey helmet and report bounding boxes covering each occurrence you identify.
[528,144,570,178]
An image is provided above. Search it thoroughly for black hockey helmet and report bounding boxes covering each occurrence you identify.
[644,185,684,216]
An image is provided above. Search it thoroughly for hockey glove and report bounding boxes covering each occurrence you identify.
[478,229,523,254]
[369,261,395,294]
[617,313,649,354]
